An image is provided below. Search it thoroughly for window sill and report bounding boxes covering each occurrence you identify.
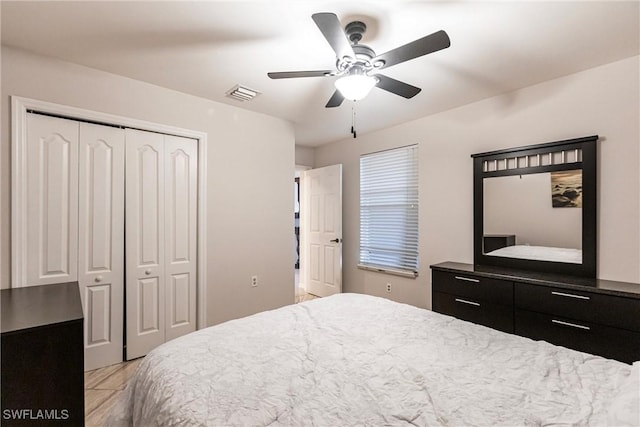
[357,264,418,278]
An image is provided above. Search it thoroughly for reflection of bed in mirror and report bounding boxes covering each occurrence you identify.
[485,244,582,264]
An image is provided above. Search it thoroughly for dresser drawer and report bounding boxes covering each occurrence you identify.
[433,291,513,333]
[432,270,513,305]
[514,283,640,332]
[515,309,640,364]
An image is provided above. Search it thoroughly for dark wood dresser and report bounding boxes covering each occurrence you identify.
[1,282,84,426]
[431,262,640,364]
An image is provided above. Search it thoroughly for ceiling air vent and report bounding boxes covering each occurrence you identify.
[226,84,261,102]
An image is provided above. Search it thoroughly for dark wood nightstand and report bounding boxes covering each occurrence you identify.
[1,282,84,426]
[483,234,516,253]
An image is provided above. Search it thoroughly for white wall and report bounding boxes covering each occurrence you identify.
[1,46,295,326]
[315,56,640,309]
[295,145,315,168]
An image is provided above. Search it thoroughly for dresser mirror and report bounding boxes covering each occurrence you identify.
[483,171,582,263]
[473,136,597,277]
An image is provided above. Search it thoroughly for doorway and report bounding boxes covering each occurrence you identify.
[296,164,343,299]
[294,165,310,301]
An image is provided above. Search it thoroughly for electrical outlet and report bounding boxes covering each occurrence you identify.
[386,283,392,293]
[251,275,258,287]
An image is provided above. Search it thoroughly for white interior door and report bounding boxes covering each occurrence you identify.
[26,113,79,287]
[164,135,198,342]
[125,129,166,360]
[303,164,342,297]
[78,122,125,371]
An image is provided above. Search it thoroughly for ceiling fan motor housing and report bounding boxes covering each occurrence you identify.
[345,21,367,44]
[336,21,378,74]
[337,44,377,73]
[353,44,375,60]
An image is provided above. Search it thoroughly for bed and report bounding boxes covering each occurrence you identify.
[108,293,639,426]
[486,244,582,264]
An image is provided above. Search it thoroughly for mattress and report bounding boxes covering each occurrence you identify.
[487,244,582,264]
[108,293,638,426]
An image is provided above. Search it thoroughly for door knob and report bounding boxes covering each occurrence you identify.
[94,276,103,283]
[145,269,152,275]
[329,238,342,243]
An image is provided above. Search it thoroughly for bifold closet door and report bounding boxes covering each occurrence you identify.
[164,135,198,343]
[78,122,125,371]
[125,129,166,360]
[26,113,79,286]
[26,113,125,371]
[125,129,198,360]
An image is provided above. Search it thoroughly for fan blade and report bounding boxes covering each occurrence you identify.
[325,90,345,108]
[374,30,450,70]
[268,70,333,79]
[312,13,355,61]
[375,74,421,99]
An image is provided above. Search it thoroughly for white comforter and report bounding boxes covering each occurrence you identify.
[487,245,582,264]
[108,293,638,426]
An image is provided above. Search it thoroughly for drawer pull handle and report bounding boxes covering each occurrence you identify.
[551,319,590,330]
[454,276,480,283]
[551,291,590,300]
[455,298,480,307]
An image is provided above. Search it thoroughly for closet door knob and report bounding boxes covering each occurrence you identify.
[94,276,103,283]
[145,269,152,275]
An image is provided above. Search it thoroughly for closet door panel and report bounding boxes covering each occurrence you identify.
[138,278,161,332]
[164,136,198,342]
[26,113,79,287]
[78,122,125,370]
[126,129,165,360]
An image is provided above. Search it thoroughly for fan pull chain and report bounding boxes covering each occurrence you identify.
[351,104,357,138]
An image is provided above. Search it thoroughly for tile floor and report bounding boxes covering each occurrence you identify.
[294,268,319,303]
[84,358,142,426]
[295,287,319,303]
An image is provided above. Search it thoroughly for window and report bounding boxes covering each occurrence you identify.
[359,145,419,277]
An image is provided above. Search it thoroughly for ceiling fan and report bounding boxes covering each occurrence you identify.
[268,12,450,108]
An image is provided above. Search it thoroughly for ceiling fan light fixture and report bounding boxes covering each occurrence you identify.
[334,74,377,101]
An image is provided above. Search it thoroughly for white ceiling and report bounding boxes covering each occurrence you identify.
[2,1,638,147]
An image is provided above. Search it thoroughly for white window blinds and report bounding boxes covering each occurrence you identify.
[359,145,419,275]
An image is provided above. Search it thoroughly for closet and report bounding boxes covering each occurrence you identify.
[23,112,198,370]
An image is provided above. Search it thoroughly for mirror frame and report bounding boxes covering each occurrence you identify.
[473,135,597,278]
